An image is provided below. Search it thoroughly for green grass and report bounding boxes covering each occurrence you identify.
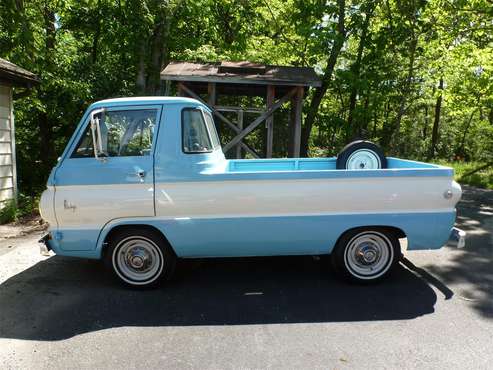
[438,161,493,190]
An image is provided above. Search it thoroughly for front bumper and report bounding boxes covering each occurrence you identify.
[450,227,466,248]
[38,233,53,256]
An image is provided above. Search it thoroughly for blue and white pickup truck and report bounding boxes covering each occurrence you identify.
[39,97,464,287]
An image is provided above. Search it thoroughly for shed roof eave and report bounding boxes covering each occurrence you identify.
[0,58,40,87]
[160,74,322,88]
[0,75,40,88]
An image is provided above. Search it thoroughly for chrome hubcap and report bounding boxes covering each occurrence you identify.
[346,149,381,170]
[344,232,393,279]
[112,236,164,284]
[356,244,379,264]
[127,248,151,270]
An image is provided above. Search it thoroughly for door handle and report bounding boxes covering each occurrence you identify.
[128,170,146,182]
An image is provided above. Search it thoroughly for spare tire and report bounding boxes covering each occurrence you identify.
[336,140,387,170]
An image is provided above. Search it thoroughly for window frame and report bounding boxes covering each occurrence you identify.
[70,106,160,159]
[181,106,220,154]
[203,110,221,148]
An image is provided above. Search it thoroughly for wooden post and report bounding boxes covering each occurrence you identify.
[208,82,216,107]
[266,85,275,158]
[208,82,220,137]
[288,96,295,157]
[164,80,171,96]
[177,82,186,97]
[291,86,303,158]
[236,110,243,159]
[222,87,297,154]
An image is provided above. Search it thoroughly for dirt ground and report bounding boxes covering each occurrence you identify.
[0,185,492,369]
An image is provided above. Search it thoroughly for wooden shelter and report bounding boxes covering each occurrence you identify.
[161,61,321,158]
[0,58,39,207]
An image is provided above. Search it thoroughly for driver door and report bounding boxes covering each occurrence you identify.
[53,105,162,251]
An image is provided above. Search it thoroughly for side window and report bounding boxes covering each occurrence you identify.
[204,111,221,148]
[72,127,94,158]
[182,108,213,153]
[72,109,157,158]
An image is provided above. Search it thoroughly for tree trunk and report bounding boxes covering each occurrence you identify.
[422,104,429,139]
[146,12,169,95]
[359,94,370,137]
[347,2,376,139]
[39,6,56,171]
[390,36,417,149]
[456,109,477,159]
[300,0,346,157]
[136,41,147,94]
[428,77,444,159]
[91,0,101,64]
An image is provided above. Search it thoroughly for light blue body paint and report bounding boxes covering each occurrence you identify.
[44,97,459,260]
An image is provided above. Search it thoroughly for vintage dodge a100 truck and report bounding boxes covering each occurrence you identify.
[39,97,465,288]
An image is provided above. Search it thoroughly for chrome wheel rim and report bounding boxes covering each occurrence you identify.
[344,231,393,279]
[112,236,163,285]
[346,149,381,170]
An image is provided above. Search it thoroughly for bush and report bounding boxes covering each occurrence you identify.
[0,199,17,224]
[0,193,39,225]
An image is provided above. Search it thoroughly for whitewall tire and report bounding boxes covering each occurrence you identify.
[336,140,387,170]
[332,228,400,283]
[105,227,176,288]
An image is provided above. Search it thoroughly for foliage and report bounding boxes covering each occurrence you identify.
[0,0,492,194]
[439,161,493,190]
[0,200,16,224]
[0,194,39,224]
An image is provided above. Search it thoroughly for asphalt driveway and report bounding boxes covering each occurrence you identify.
[0,186,491,369]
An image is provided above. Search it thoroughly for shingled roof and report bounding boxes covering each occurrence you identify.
[161,61,321,87]
[0,58,39,87]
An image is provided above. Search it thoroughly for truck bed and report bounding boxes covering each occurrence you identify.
[224,157,450,175]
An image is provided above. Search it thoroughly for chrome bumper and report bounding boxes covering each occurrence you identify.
[38,233,53,256]
[450,227,466,249]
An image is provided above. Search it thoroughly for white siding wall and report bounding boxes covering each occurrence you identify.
[0,85,16,207]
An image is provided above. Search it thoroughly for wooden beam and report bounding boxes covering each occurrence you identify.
[215,105,265,114]
[180,83,236,131]
[266,85,275,158]
[223,87,297,153]
[236,110,243,159]
[291,86,303,158]
[179,83,259,158]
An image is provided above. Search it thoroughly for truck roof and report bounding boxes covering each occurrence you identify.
[89,96,204,109]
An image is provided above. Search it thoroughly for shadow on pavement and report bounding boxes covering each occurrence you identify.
[0,255,437,341]
[423,186,493,319]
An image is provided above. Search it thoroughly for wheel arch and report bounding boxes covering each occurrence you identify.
[101,223,177,259]
[333,225,406,253]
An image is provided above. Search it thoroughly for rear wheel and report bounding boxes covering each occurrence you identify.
[105,227,176,288]
[331,228,399,283]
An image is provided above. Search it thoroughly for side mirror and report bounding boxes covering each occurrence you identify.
[90,108,106,160]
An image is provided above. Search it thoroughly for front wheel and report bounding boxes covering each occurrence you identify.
[105,227,176,288]
[331,228,400,283]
